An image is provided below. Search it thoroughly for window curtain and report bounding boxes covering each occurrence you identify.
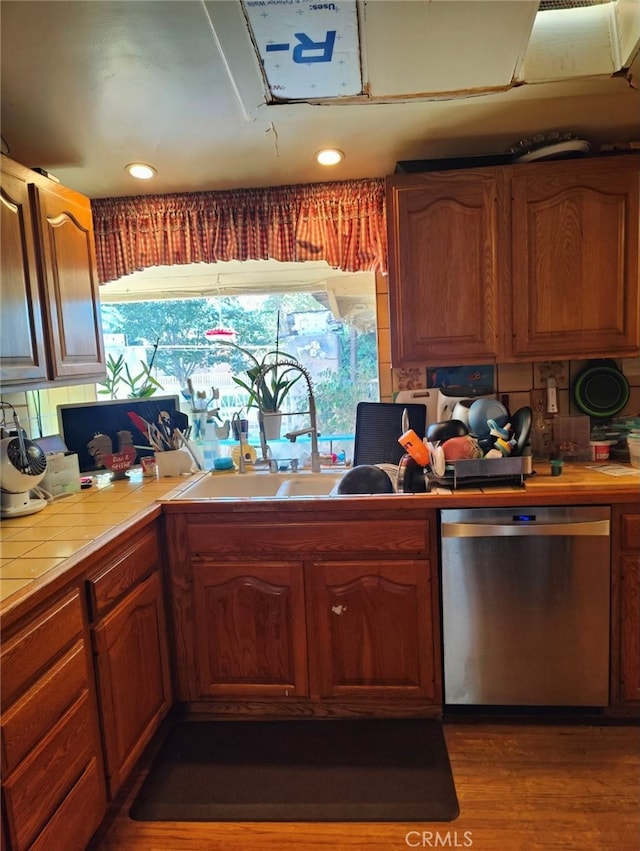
[91,178,387,284]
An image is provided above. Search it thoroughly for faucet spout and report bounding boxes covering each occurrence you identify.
[231,411,248,474]
[284,427,312,442]
[255,359,321,473]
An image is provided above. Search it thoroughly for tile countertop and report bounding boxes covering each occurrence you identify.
[0,469,194,606]
[1,462,639,609]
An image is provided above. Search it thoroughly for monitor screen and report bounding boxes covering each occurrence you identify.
[57,395,181,474]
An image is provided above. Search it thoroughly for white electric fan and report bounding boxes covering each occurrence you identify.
[0,422,48,518]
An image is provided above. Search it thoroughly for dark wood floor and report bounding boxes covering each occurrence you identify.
[91,720,640,851]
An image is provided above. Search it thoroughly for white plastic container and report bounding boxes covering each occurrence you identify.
[627,434,640,469]
[155,449,193,477]
[40,452,80,496]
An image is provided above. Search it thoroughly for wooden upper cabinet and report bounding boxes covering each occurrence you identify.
[510,156,640,360]
[0,155,105,390]
[0,165,48,384]
[31,182,105,382]
[386,155,640,366]
[386,168,506,365]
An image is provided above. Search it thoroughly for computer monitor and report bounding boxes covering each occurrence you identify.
[57,395,181,474]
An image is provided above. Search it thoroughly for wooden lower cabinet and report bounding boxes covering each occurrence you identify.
[0,589,107,850]
[87,524,172,799]
[193,560,308,698]
[166,508,441,716]
[611,506,640,711]
[308,559,436,701]
[0,519,172,847]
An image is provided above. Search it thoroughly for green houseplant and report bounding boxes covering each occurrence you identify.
[218,341,303,440]
[98,353,164,399]
[219,341,302,412]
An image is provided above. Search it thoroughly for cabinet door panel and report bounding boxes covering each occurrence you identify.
[610,506,639,712]
[387,170,503,364]
[309,560,436,700]
[0,170,48,384]
[193,560,308,698]
[620,554,640,703]
[93,571,172,798]
[31,184,105,380]
[622,514,640,552]
[511,157,640,358]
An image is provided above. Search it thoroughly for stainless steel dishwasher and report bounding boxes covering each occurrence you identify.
[441,506,610,706]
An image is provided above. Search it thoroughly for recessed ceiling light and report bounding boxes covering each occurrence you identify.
[125,163,157,179]
[315,148,344,166]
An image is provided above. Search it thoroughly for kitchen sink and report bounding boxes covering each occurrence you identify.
[171,469,345,500]
[275,473,343,497]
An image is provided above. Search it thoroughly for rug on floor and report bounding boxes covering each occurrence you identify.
[130,718,459,822]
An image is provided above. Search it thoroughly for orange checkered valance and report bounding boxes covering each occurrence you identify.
[91,178,387,284]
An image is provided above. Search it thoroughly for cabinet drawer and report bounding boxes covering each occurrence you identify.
[3,692,95,851]
[1,641,88,774]
[186,519,431,556]
[28,757,106,851]
[0,590,83,708]
[87,527,160,619]
[622,515,640,553]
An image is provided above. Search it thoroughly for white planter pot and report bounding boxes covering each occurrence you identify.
[261,411,283,441]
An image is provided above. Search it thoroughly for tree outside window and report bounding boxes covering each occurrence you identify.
[99,292,378,437]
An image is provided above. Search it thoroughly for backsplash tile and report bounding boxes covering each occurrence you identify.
[0,385,100,441]
[390,356,639,422]
[496,363,533,393]
[392,368,425,392]
[533,361,568,389]
[427,364,494,389]
[3,356,638,445]
[503,391,531,414]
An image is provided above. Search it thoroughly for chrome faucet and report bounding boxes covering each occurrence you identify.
[231,411,248,474]
[255,359,321,474]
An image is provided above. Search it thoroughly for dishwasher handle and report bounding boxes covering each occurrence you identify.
[441,519,610,538]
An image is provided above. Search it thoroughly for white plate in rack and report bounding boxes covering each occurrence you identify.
[515,140,591,162]
[427,442,447,478]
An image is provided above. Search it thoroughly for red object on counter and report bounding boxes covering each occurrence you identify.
[102,444,136,472]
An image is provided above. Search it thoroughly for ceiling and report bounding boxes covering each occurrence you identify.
[2,0,638,318]
[2,0,639,201]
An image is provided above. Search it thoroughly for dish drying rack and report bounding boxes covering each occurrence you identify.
[430,456,528,489]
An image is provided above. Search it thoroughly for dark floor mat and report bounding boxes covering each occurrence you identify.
[130,718,459,822]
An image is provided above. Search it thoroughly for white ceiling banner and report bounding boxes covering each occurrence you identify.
[242,0,362,100]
